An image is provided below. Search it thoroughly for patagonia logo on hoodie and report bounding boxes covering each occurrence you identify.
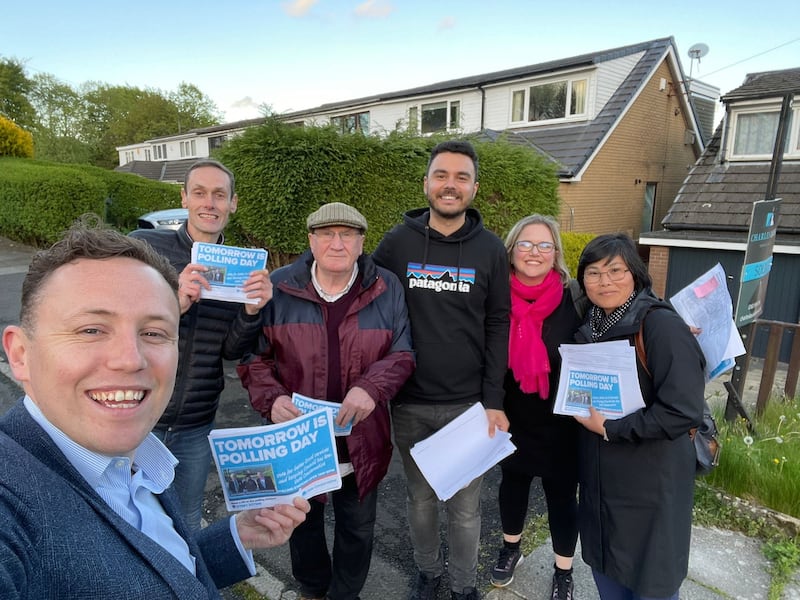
[406,262,474,293]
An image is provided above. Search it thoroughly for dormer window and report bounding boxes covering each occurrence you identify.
[728,103,799,161]
[511,77,588,124]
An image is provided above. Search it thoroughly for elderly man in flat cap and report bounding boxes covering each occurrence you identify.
[238,202,415,600]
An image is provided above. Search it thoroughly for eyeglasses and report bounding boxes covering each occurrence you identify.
[583,267,630,283]
[514,240,555,254]
[312,229,362,242]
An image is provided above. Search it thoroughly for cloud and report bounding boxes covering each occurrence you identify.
[354,0,393,18]
[437,16,456,31]
[282,0,318,17]
[230,96,259,110]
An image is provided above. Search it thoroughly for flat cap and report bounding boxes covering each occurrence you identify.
[306,202,368,232]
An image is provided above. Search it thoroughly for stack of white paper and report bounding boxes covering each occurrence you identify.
[410,403,516,501]
[669,263,745,381]
[554,341,645,419]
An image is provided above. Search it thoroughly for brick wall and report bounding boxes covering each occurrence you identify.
[558,60,699,238]
[648,245,670,298]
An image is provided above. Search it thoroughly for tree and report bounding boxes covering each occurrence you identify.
[29,73,92,163]
[169,82,221,131]
[0,57,36,129]
[81,82,222,168]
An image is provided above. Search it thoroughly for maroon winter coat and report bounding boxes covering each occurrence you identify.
[237,250,415,500]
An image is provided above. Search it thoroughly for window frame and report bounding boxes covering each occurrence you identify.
[727,101,800,161]
[509,75,589,125]
[407,99,462,135]
[330,111,370,135]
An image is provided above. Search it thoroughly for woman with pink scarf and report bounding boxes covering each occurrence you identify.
[490,215,583,600]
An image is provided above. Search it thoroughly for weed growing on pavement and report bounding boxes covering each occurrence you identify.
[704,395,800,518]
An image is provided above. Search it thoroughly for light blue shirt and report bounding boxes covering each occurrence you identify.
[23,396,255,576]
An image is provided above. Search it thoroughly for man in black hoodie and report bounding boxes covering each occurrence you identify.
[373,140,510,600]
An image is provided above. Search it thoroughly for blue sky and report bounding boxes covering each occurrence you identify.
[4,0,799,123]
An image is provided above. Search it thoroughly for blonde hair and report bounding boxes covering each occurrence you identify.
[503,214,570,285]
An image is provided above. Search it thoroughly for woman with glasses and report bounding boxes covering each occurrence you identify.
[574,233,705,600]
[490,215,582,600]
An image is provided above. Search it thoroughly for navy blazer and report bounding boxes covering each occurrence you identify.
[0,400,251,599]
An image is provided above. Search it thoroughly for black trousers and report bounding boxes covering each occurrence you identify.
[290,474,378,600]
[498,468,578,557]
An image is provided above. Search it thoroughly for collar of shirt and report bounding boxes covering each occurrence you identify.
[22,396,256,576]
[23,395,177,489]
[311,259,359,302]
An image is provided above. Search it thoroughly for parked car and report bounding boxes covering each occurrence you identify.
[137,208,188,230]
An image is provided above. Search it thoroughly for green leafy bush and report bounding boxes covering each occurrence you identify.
[561,231,597,278]
[0,116,33,158]
[0,157,180,245]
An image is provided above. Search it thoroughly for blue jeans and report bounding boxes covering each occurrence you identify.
[392,402,482,592]
[290,474,378,600]
[592,569,680,600]
[152,421,214,531]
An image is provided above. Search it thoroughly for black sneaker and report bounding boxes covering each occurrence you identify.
[451,587,479,600]
[408,571,441,600]
[551,570,574,600]
[490,546,523,587]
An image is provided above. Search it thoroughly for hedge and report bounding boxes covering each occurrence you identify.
[0,157,180,245]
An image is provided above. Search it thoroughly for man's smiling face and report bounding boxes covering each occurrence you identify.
[181,165,238,243]
[4,257,180,458]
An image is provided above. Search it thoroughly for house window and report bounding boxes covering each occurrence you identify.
[153,143,167,160]
[449,101,460,129]
[145,149,151,161]
[511,77,588,123]
[408,100,461,134]
[729,106,799,160]
[331,112,370,134]
[209,135,227,151]
[179,140,196,157]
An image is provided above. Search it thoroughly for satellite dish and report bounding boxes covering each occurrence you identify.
[688,43,710,60]
[687,43,710,80]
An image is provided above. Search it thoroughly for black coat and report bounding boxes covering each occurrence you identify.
[130,224,262,430]
[502,288,581,479]
[575,290,705,597]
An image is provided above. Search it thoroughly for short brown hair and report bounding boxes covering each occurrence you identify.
[20,214,179,331]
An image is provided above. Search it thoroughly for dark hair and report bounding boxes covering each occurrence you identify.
[183,158,236,199]
[576,233,651,292]
[427,140,479,181]
[20,214,179,331]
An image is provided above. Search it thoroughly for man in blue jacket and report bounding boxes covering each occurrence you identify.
[373,140,510,600]
[0,220,308,599]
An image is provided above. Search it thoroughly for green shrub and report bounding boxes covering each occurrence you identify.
[561,231,597,278]
[0,116,34,158]
[0,157,181,244]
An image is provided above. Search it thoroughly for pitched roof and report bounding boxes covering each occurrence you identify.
[660,106,800,244]
[721,67,800,102]
[282,37,687,179]
[286,38,676,119]
[114,158,197,184]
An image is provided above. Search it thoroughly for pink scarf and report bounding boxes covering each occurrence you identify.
[508,269,564,396]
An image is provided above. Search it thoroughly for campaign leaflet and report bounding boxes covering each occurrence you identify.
[292,392,353,436]
[561,369,625,417]
[554,341,645,419]
[190,242,268,304]
[208,410,342,511]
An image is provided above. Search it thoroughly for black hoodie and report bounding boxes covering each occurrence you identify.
[373,207,510,409]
